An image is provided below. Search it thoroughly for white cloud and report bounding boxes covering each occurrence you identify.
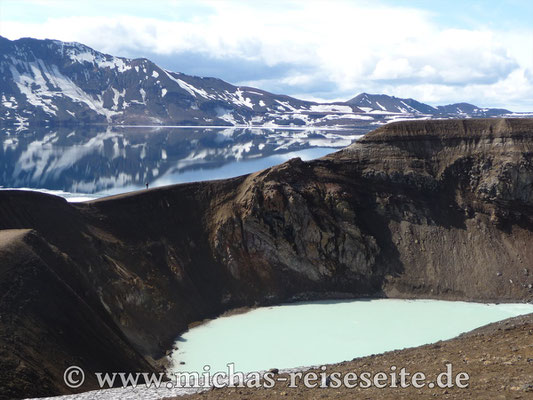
[372,58,413,80]
[1,0,532,110]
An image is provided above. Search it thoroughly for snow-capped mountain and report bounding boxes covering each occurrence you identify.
[348,93,511,118]
[1,36,365,127]
[347,93,439,115]
[0,36,516,128]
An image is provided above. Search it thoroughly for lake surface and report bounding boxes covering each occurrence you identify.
[169,299,533,374]
[0,125,365,200]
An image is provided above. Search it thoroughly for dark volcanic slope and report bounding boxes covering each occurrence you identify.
[1,119,533,399]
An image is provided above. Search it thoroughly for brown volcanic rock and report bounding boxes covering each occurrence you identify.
[209,118,533,302]
[0,210,157,399]
[0,118,533,398]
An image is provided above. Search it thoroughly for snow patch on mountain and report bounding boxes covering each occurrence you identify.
[309,104,353,113]
[232,88,254,109]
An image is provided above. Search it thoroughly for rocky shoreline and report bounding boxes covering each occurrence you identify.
[1,118,533,399]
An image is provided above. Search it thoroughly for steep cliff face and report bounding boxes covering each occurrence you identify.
[208,118,533,302]
[329,118,533,299]
[1,119,532,398]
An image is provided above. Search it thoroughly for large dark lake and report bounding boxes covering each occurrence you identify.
[0,126,365,200]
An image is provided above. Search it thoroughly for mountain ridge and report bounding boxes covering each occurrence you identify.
[0,36,519,129]
[347,92,511,117]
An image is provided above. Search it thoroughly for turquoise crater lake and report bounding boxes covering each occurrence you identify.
[169,299,533,374]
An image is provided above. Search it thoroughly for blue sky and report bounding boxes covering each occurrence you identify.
[1,0,532,110]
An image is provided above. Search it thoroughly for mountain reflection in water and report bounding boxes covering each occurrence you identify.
[0,126,366,197]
